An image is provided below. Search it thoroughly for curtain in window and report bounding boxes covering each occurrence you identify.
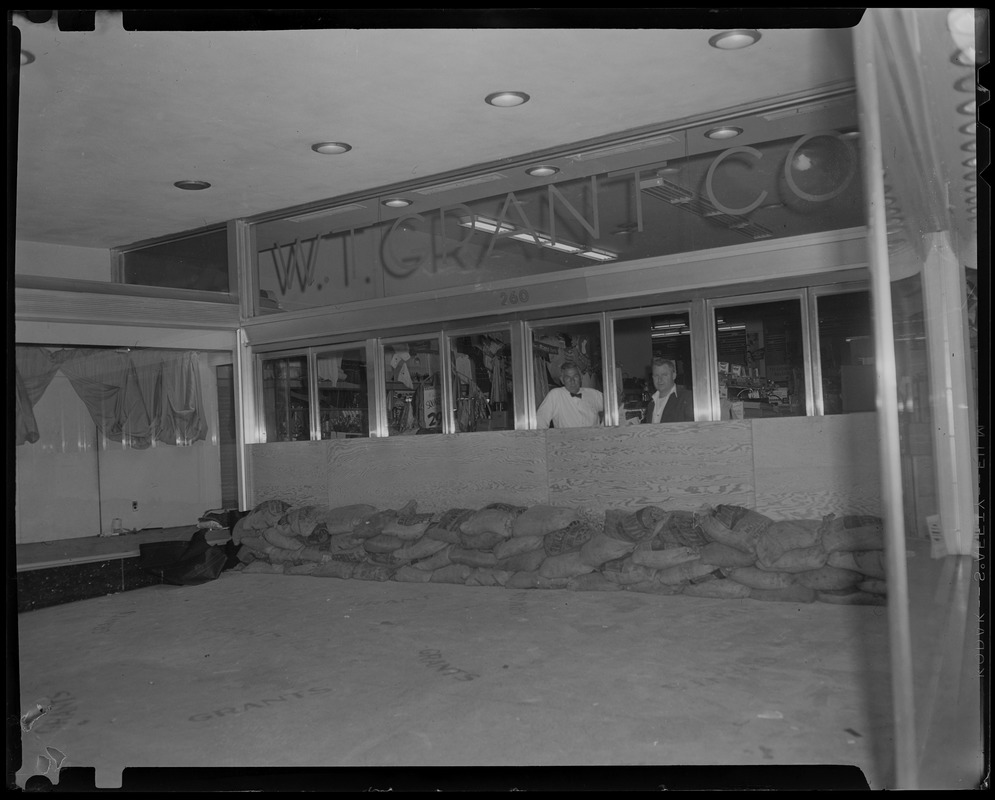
[15,346,60,445]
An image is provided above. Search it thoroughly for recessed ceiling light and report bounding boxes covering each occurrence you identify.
[705,126,743,140]
[962,140,977,152]
[526,165,559,177]
[381,198,412,208]
[965,196,977,206]
[959,121,976,136]
[311,142,352,155]
[485,91,530,108]
[173,180,211,191]
[954,75,975,93]
[964,156,977,168]
[708,30,762,50]
[965,184,977,194]
[958,99,977,115]
[20,50,35,66]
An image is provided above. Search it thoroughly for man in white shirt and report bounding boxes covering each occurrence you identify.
[535,362,604,428]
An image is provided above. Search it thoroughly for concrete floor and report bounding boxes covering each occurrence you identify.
[13,571,909,791]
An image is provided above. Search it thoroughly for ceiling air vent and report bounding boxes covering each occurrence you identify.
[642,179,773,241]
[567,133,680,162]
[413,173,507,195]
[287,203,367,223]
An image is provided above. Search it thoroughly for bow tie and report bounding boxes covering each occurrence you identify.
[570,392,583,398]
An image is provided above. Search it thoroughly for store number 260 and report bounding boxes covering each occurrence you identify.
[498,289,530,307]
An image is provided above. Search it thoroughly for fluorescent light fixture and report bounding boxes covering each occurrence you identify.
[458,215,617,262]
[717,324,746,332]
[311,142,352,154]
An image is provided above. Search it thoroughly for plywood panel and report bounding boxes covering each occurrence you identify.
[752,412,881,520]
[324,430,549,513]
[547,421,755,513]
[249,441,329,508]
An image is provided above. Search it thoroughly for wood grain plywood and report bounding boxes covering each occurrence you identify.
[249,441,329,508]
[752,412,882,520]
[323,430,549,512]
[546,421,755,513]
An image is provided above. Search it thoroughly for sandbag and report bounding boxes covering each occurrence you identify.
[858,578,887,595]
[697,542,755,569]
[539,550,595,579]
[795,565,863,591]
[512,505,579,537]
[393,564,434,583]
[497,548,548,574]
[631,543,701,570]
[382,513,434,540]
[241,560,285,574]
[505,570,540,589]
[459,530,508,551]
[363,533,407,553]
[754,544,827,573]
[696,510,760,555]
[410,545,454,571]
[819,514,885,552]
[426,508,476,541]
[827,549,887,578]
[351,563,394,582]
[394,536,449,564]
[714,505,774,538]
[683,579,752,599]
[276,505,325,538]
[425,527,462,545]
[536,575,571,590]
[755,519,823,568]
[466,568,513,587]
[284,562,318,575]
[724,566,796,590]
[461,507,517,537]
[312,560,356,579]
[656,560,724,585]
[239,499,292,531]
[653,509,709,550]
[328,532,366,552]
[449,548,498,568]
[603,507,666,543]
[320,503,380,534]
[579,530,637,567]
[543,521,595,556]
[494,535,544,561]
[749,584,817,603]
[262,525,307,552]
[568,573,623,592]
[327,547,368,563]
[626,580,683,595]
[817,589,886,606]
[430,563,472,585]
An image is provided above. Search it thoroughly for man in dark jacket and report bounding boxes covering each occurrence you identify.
[642,358,694,423]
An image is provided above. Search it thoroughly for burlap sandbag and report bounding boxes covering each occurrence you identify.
[430,563,472,585]
[568,572,624,592]
[817,589,886,606]
[858,578,887,595]
[461,507,518,537]
[449,548,498,568]
[600,557,659,586]
[494,535,544,561]
[579,530,637,567]
[505,570,539,589]
[351,563,395,581]
[537,575,571,590]
[795,565,863,591]
[749,584,817,603]
[512,505,580,537]
[539,550,596,579]
[320,503,380,534]
[382,512,435,541]
[631,543,701,570]
[312,560,356,579]
[497,548,548,574]
[275,505,324,538]
[656,560,724,585]
[653,509,709,549]
[284,562,318,575]
[603,507,667,544]
[755,544,827,573]
[328,532,366,552]
[755,519,823,568]
[714,505,774,538]
[827,549,887,578]
[410,544,454,571]
[466,568,513,587]
[724,566,796,590]
[394,536,449,564]
[425,527,462,545]
[239,499,292,532]
[426,508,476,540]
[459,530,508,551]
[262,525,308,552]
[241,560,285,574]
[543,521,595,556]
[626,580,683,595]
[363,533,407,553]
[696,510,760,555]
[697,542,755,569]
[393,564,434,583]
[327,547,368,563]
[820,514,885,553]
[683,579,752,599]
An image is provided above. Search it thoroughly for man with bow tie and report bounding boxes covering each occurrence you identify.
[642,357,694,423]
[535,361,604,428]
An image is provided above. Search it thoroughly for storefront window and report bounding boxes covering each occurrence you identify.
[815,291,875,414]
[529,318,604,428]
[713,298,805,419]
[449,330,514,432]
[382,336,442,436]
[259,353,310,442]
[120,227,231,294]
[613,310,693,424]
[315,346,369,439]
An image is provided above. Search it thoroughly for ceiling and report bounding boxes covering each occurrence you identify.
[9,9,979,271]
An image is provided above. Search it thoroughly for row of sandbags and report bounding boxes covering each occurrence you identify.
[229,499,888,605]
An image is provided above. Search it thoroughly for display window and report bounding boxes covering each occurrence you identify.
[812,289,875,415]
[446,328,515,433]
[315,346,369,439]
[258,352,310,442]
[527,317,604,429]
[381,335,443,436]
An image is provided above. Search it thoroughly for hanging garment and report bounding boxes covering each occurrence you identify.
[15,346,60,445]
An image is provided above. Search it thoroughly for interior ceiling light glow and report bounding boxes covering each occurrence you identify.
[705,126,743,140]
[964,184,977,194]
[20,49,35,66]
[382,198,412,208]
[526,165,560,177]
[485,91,530,107]
[958,99,977,115]
[954,75,976,92]
[311,142,352,154]
[174,180,211,190]
[962,140,977,152]
[964,156,977,168]
[960,121,977,135]
[708,29,762,50]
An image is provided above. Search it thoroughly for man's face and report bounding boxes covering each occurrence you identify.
[561,368,583,394]
[652,364,676,395]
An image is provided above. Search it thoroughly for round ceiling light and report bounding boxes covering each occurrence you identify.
[958,99,977,115]
[526,165,559,178]
[962,140,977,152]
[705,126,743,140]
[954,75,975,93]
[708,30,762,50]
[174,180,211,191]
[964,156,977,168]
[485,91,530,108]
[381,198,412,208]
[20,50,35,66]
[311,142,352,155]
[959,121,977,136]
